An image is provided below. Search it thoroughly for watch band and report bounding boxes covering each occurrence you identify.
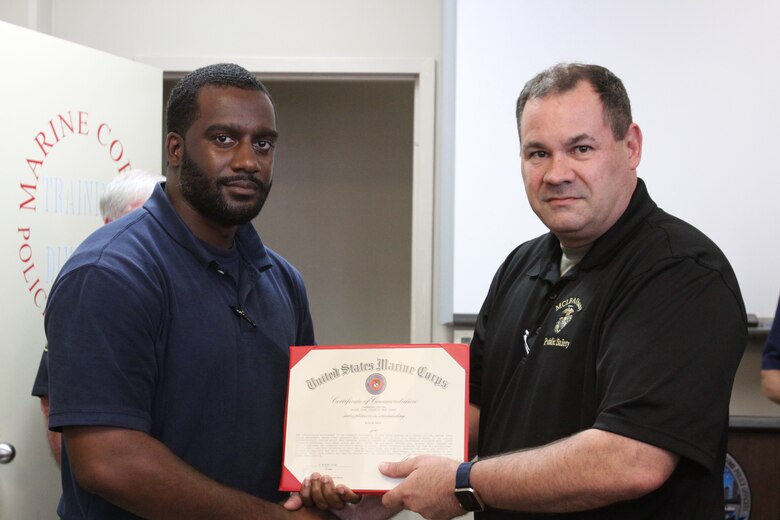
[454,461,485,512]
[456,461,476,489]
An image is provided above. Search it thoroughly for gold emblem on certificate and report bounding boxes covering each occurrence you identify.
[366,373,387,395]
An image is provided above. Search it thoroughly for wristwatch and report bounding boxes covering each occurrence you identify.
[454,461,485,512]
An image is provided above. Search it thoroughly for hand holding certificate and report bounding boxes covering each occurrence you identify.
[280,344,469,493]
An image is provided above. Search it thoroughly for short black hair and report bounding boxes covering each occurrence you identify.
[166,63,273,136]
[516,63,632,141]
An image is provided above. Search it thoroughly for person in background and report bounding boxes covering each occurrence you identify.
[376,63,747,519]
[31,168,165,467]
[761,295,780,404]
[98,169,166,224]
[42,63,344,519]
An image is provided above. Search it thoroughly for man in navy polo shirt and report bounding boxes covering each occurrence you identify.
[45,63,333,519]
[379,64,747,518]
[761,294,780,404]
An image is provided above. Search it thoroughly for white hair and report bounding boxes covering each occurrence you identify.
[99,169,165,222]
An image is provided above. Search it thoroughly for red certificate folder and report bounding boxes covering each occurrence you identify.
[280,343,469,493]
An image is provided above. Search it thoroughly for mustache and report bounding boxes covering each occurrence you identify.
[218,174,266,188]
[541,185,582,199]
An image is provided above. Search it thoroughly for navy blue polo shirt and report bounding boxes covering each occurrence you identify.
[471,179,746,519]
[762,296,780,370]
[45,183,315,519]
[31,346,48,398]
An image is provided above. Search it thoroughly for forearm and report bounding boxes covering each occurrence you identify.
[761,370,780,404]
[468,404,480,460]
[471,429,678,513]
[65,427,320,520]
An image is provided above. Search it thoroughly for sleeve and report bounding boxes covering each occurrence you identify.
[469,283,493,408]
[762,294,780,369]
[592,258,747,473]
[469,250,517,408]
[31,347,49,397]
[44,263,162,433]
[293,270,316,346]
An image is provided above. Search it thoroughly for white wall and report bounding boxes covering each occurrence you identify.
[49,0,441,61]
[0,0,51,32]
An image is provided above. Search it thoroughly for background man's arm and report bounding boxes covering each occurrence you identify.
[381,428,677,518]
[761,369,780,404]
[65,426,332,520]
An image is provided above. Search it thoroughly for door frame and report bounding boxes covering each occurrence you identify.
[141,56,436,343]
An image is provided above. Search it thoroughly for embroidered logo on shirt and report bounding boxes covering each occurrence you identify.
[553,297,583,333]
[543,337,571,348]
[539,297,584,349]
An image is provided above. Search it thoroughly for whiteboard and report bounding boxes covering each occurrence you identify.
[449,0,780,319]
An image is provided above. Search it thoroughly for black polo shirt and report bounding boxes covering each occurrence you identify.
[471,179,746,519]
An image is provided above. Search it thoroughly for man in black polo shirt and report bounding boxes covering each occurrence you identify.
[379,63,747,519]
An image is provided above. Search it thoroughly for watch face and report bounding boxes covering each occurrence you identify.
[455,488,485,512]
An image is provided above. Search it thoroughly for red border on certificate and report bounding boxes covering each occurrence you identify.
[280,343,469,494]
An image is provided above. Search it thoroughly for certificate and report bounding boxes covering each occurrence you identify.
[280,344,469,493]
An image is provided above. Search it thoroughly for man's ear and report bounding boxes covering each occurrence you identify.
[166,132,184,167]
[624,123,643,170]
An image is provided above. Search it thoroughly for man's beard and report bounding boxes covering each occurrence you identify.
[178,151,271,226]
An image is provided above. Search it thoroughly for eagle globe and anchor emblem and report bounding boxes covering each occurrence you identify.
[365,373,387,395]
[554,306,576,333]
[553,298,582,334]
